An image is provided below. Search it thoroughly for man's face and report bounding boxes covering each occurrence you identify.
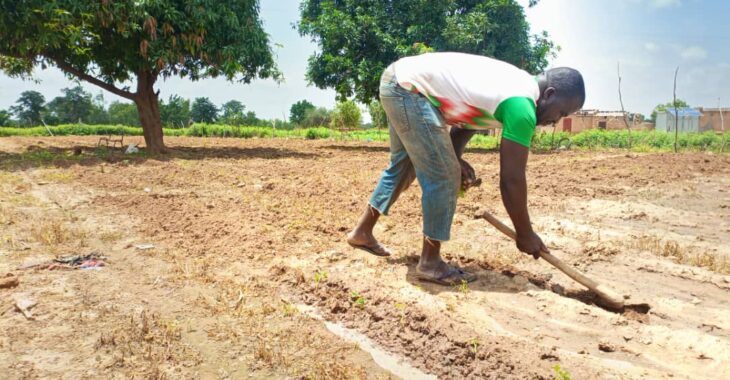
[536,88,583,126]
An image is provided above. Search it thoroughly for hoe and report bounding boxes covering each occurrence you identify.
[476,210,628,312]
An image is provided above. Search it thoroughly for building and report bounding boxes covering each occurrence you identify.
[655,108,702,133]
[696,107,727,133]
[548,110,648,133]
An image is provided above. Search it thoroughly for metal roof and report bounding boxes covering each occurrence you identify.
[663,108,702,117]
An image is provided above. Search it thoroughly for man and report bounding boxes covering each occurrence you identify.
[347,52,585,285]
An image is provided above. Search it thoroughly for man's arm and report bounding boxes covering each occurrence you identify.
[450,127,477,158]
[450,127,478,189]
[499,138,547,259]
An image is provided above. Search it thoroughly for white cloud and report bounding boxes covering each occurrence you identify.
[681,46,708,61]
[650,0,681,8]
[644,42,659,52]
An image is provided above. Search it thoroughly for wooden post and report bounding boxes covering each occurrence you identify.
[673,67,680,153]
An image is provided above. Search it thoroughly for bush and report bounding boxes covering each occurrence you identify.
[1,124,728,152]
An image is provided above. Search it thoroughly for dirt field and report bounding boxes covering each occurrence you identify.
[1,136,729,379]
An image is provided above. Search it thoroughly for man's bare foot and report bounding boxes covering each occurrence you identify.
[416,260,476,286]
[346,230,392,257]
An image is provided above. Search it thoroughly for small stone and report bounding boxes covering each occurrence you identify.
[0,274,19,289]
[598,341,616,353]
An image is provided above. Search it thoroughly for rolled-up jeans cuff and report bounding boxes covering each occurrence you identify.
[367,202,387,217]
[424,234,448,242]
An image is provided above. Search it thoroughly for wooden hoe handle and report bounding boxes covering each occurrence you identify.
[478,211,625,310]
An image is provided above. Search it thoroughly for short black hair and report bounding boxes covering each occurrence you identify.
[546,67,585,107]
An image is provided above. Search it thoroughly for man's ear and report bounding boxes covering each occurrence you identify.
[543,87,556,100]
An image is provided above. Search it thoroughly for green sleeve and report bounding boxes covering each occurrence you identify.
[494,97,537,148]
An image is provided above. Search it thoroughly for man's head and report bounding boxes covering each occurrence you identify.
[535,67,585,126]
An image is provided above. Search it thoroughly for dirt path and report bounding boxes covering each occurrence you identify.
[2,136,729,379]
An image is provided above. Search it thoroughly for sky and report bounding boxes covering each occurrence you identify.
[1,0,728,119]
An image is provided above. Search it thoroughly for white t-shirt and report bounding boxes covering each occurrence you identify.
[393,52,540,147]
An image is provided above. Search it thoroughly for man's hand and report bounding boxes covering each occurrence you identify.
[459,158,479,191]
[516,230,548,260]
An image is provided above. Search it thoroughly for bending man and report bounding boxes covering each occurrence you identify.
[348,52,585,285]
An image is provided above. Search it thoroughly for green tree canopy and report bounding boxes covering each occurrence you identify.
[109,101,140,126]
[241,111,262,126]
[160,95,190,128]
[0,109,11,126]
[87,92,110,124]
[298,0,557,103]
[368,101,387,129]
[191,97,219,123]
[651,99,690,121]
[302,107,331,128]
[10,90,46,126]
[220,100,246,126]
[290,100,315,125]
[46,86,95,124]
[330,100,362,130]
[0,0,278,152]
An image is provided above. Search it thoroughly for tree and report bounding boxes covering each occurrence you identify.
[160,95,190,128]
[368,101,387,129]
[302,107,331,127]
[0,0,279,153]
[330,100,362,130]
[46,86,95,124]
[88,92,110,124]
[9,91,45,126]
[298,0,557,103]
[109,101,140,126]
[0,109,11,126]
[191,97,219,123]
[220,100,246,125]
[651,99,689,122]
[241,111,262,126]
[290,100,315,125]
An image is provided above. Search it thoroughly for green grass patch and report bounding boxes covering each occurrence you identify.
[1,124,728,152]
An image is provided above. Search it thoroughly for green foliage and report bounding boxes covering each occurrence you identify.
[10,91,46,126]
[290,100,316,125]
[552,364,571,380]
[219,100,246,126]
[160,95,190,128]
[241,111,264,127]
[191,97,219,123]
[368,101,388,129]
[468,337,480,356]
[302,107,332,128]
[1,125,728,153]
[108,101,140,127]
[313,270,328,284]
[0,0,280,150]
[0,109,11,126]
[46,86,96,124]
[651,99,689,121]
[87,92,110,124]
[0,0,279,83]
[350,291,366,308]
[298,0,557,102]
[330,100,362,130]
[304,127,333,140]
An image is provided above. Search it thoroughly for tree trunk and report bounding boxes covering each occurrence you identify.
[134,70,165,154]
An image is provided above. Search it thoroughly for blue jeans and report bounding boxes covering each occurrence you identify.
[368,67,460,241]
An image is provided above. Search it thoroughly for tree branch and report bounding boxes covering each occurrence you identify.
[617,61,632,148]
[49,57,137,100]
[673,66,680,153]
